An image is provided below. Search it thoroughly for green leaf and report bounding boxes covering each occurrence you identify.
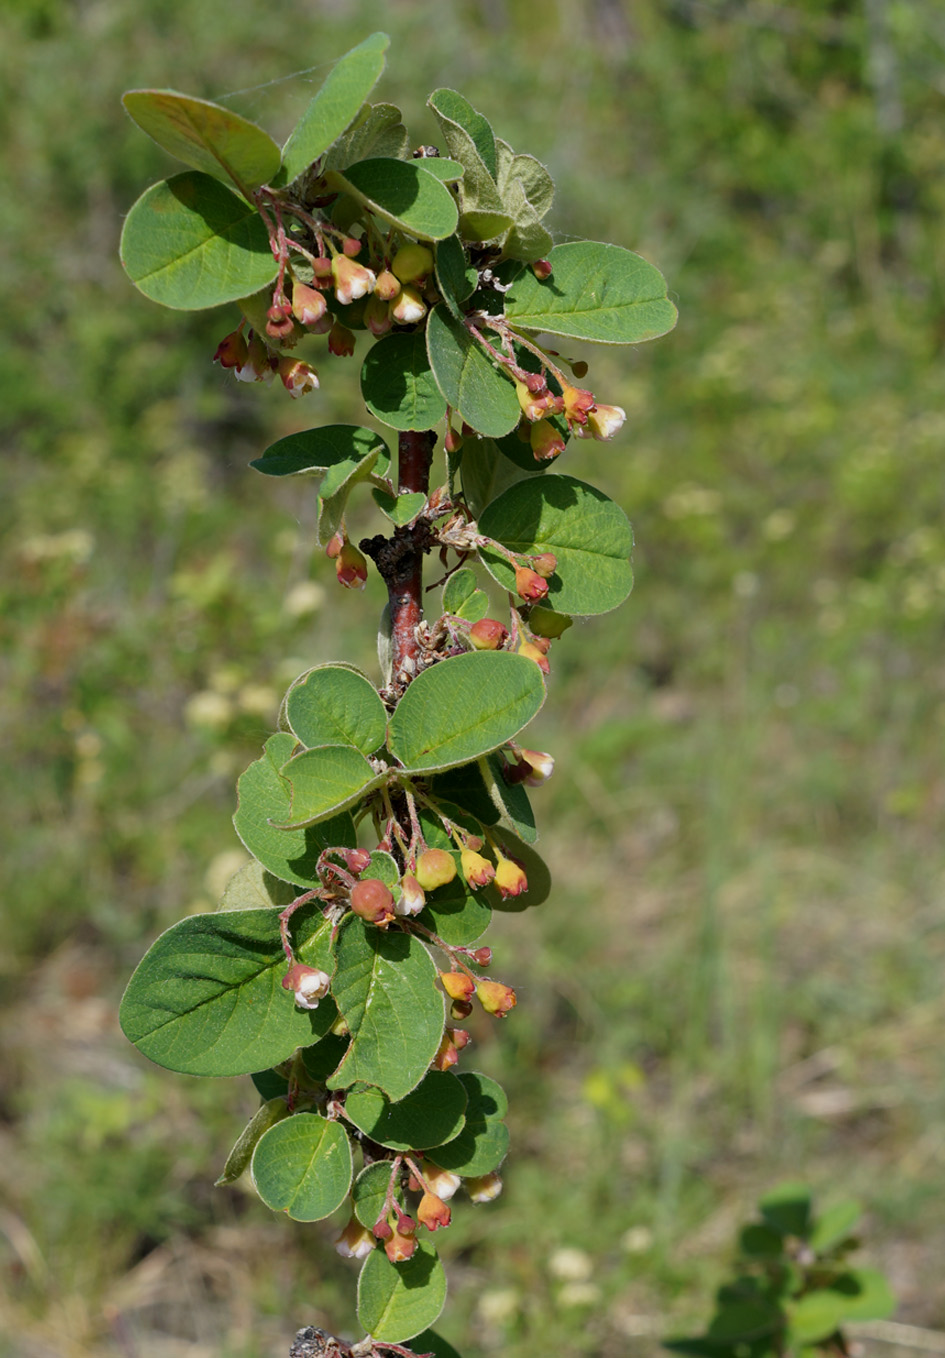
[250,424,390,543]
[809,1200,862,1254]
[787,1291,850,1345]
[301,1032,351,1083]
[495,138,554,220]
[358,1237,447,1343]
[361,332,447,432]
[324,159,459,242]
[353,1160,404,1228]
[234,733,357,886]
[363,850,402,893]
[216,1097,290,1186]
[251,1112,353,1221]
[414,158,465,184]
[119,905,335,1077]
[826,1269,896,1324]
[280,32,390,184]
[120,172,277,310]
[345,1072,468,1152]
[427,89,497,179]
[122,90,281,197]
[373,490,428,527]
[461,435,543,518]
[738,1223,785,1260]
[456,591,489,622]
[411,1331,463,1358]
[505,240,678,344]
[435,236,477,321]
[478,474,634,617]
[388,651,546,774]
[327,918,444,1101]
[500,177,554,263]
[418,872,492,946]
[323,102,410,173]
[441,567,477,615]
[219,860,299,910]
[433,756,537,847]
[759,1182,813,1239]
[285,664,387,756]
[426,1072,509,1176]
[426,306,520,439]
[275,745,381,829]
[706,1298,784,1342]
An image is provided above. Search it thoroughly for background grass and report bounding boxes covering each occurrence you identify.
[2,1,945,1355]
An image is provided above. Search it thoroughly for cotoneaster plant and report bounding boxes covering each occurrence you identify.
[118,32,676,1357]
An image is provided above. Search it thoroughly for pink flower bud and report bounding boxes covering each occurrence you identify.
[342,236,364,258]
[493,855,528,900]
[311,256,333,287]
[417,1191,451,1232]
[585,402,626,441]
[518,640,550,673]
[415,849,457,892]
[235,332,276,383]
[396,873,426,917]
[328,321,356,357]
[466,1171,504,1203]
[331,539,368,590]
[278,356,319,398]
[390,284,427,326]
[364,292,392,337]
[372,1219,393,1241]
[335,1216,375,1259]
[514,566,549,603]
[561,383,597,427]
[374,269,402,301]
[468,618,509,651]
[460,848,495,890]
[213,329,249,369]
[520,749,555,785]
[440,971,476,1003]
[515,380,559,423]
[530,419,566,462]
[265,301,296,341]
[384,1225,417,1263]
[343,848,373,874]
[391,243,434,284]
[476,979,517,1017]
[531,553,557,579]
[291,282,328,327]
[349,878,395,926]
[331,254,376,305]
[281,963,331,1010]
[421,1162,462,1202]
[531,258,553,279]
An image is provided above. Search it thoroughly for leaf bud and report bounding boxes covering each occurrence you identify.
[281,963,331,1010]
[450,998,474,1020]
[518,640,550,673]
[328,321,357,357]
[530,418,566,462]
[331,254,377,305]
[531,258,553,280]
[291,282,328,327]
[440,971,476,1003]
[391,243,434,284]
[417,1191,451,1232]
[527,606,573,639]
[476,979,517,1017]
[213,329,249,370]
[471,946,492,967]
[278,356,319,398]
[460,848,495,890]
[266,301,296,340]
[396,873,426,917]
[514,566,549,603]
[342,235,364,257]
[468,618,508,651]
[531,553,557,579]
[335,1216,375,1259]
[349,878,395,926]
[421,1162,462,1202]
[374,269,402,301]
[364,292,393,337]
[465,1171,504,1203]
[389,284,427,326]
[415,848,457,891]
[493,855,528,900]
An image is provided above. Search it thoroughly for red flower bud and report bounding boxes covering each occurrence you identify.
[330,539,368,590]
[514,566,549,603]
[396,873,425,917]
[476,979,517,1017]
[384,1226,416,1263]
[417,1191,451,1232]
[331,254,376,305]
[520,749,555,785]
[531,258,553,279]
[328,321,356,357]
[342,235,364,257]
[349,878,395,926]
[266,301,295,340]
[291,282,328,327]
[389,284,427,326]
[278,356,319,398]
[468,618,509,651]
[561,383,597,426]
[343,848,373,874]
[444,424,464,454]
[472,946,492,967]
[415,849,457,892]
[213,329,249,369]
[364,292,392,337]
[450,998,474,1020]
[311,256,333,287]
[281,963,331,1009]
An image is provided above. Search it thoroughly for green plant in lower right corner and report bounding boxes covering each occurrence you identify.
[665,1184,896,1358]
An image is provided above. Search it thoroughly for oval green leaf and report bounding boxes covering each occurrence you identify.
[478,474,634,617]
[324,159,459,242]
[387,651,546,774]
[372,490,427,526]
[327,918,444,1101]
[120,172,277,310]
[358,1238,447,1343]
[251,1113,353,1221]
[234,733,357,886]
[426,306,521,438]
[286,665,387,755]
[275,745,381,828]
[428,89,497,180]
[122,90,281,197]
[250,423,390,487]
[280,32,390,184]
[361,332,447,432]
[119,905,335,1077]
[426,1072,509,1177]
[345,1072,467,1152]
[505,240,677,344]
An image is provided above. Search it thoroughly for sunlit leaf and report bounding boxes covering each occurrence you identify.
[122,90,281,196]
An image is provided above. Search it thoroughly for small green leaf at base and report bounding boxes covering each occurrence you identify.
[358,1238,447,1343]
[285,665,387,756]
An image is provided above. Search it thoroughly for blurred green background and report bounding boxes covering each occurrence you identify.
[3,1,944,1355]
